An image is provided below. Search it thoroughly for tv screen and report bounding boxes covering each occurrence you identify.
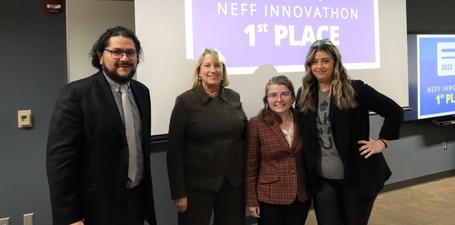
[405,34,455,122]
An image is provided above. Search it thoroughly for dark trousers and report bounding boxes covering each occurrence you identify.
[313,178,376,225]
[122,182,146,225]
[178,178,245,225]
[257,199,311,225]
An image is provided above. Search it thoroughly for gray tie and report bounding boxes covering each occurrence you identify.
[120,84,138,182]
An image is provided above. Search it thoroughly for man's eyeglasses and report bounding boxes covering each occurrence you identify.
[104,49,138,59]
[267,91,292,99]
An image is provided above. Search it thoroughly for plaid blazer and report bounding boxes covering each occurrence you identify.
[245,114,308,207]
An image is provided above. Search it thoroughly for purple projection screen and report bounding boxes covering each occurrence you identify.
[185,0,379,74]
[135,0,408,135]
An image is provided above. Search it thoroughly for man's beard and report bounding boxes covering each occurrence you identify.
[103,63,136,84]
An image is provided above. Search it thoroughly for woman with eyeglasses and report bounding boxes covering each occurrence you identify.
[245,75,311,225]
[297,39,403,225]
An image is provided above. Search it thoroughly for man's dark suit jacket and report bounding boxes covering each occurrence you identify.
[298,80,403,198]
[46,72,156,225]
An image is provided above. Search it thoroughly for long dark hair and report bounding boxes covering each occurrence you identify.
[259,75,296,125]
[90,26,142,70]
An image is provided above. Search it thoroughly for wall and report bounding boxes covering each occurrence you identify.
[66,0,134,82]
[372,117,455,184]
[407,0,455,34]
[0,1,66,225]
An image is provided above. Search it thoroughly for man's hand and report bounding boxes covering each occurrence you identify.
[174,197,188,213]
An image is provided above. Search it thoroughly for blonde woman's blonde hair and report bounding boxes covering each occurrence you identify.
[191,48,229,88]
[298,39,357,112]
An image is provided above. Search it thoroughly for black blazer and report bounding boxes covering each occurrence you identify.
[46,72,156,225]
[298,80,403,198]
[167,86,247,199]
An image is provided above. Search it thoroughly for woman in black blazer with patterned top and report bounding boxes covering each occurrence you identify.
[297,40,403,225]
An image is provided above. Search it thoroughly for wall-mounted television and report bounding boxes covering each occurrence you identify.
[405,34,455,124]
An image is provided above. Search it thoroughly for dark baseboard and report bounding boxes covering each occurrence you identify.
[382,169,455,192]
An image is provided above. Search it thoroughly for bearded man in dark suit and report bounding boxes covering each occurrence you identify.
[46,26,156,225]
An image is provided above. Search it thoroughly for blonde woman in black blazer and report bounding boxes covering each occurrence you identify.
[297,40,403,225]
[167,48,247,225]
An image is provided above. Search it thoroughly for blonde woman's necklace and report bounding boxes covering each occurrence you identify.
[207,91,218,97]
[204,86,219,97]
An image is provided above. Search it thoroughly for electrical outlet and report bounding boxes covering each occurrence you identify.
[0,217,10,225]
[17,109,32,128]
[24,213,34,225]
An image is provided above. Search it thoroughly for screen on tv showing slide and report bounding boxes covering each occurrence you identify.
[405,34,455,121]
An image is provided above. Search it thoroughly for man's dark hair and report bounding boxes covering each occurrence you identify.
[90,26,142,70]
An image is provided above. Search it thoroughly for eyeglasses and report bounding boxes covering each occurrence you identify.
[267,91,292,100]
[104,49,138,59]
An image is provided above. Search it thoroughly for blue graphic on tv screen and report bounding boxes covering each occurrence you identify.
[418,35,455,119]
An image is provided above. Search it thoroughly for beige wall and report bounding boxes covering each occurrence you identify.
[66,0,135,82]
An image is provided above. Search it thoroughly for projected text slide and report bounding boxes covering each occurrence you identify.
[185,0,379,74]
